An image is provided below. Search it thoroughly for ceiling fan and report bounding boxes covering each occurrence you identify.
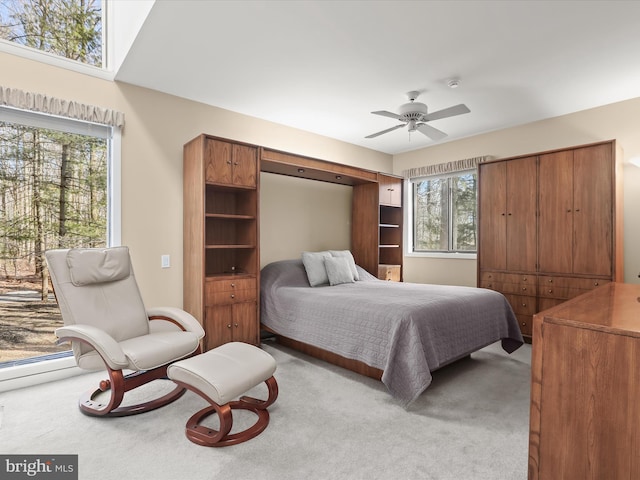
[365,91,470,140]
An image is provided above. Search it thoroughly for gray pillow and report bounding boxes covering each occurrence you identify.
[324,256,356,286]
[301,251,332,286]
[329,250,359,281]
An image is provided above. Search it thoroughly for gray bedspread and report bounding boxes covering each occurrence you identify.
[260,259,523,406]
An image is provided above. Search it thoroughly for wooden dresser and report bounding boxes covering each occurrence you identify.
[528,283,640,479]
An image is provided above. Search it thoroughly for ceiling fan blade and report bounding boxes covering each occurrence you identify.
[371,110,401,120]
[424,104,470,121]
[365,123,406,139]
[416,123,447,141]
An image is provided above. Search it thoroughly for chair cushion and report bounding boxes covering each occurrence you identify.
[67,246,131,286]
[167,342,277,405]
[119,331,202,370]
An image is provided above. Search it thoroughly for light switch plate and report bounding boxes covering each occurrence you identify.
[161,255,170,268]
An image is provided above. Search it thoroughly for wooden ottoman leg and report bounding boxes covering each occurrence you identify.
[177,376,279,447]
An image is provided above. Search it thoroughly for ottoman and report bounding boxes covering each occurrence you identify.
[167,342,278,447]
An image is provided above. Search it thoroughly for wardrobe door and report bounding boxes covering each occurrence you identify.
[505,157,537,272]
[572,144,613,276]
[478,161,507,270]
[538,150,574,274]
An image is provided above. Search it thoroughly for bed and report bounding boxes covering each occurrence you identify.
[260,258,524,406]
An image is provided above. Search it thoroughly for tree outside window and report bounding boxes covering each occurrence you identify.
[0,0,103,67]
[412,171,477,253]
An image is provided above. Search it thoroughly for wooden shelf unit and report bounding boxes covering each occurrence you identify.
[184,134,260,351]
[352,173,404,281]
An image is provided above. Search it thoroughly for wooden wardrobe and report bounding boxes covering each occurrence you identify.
[477,140,624,341]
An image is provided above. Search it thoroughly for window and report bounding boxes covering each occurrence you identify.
[0,105,120,388]
[0,0,104,68]
[410,170,477,253]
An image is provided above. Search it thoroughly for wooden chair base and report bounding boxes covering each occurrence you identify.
[78,366,186,417]
[180,376,278,447]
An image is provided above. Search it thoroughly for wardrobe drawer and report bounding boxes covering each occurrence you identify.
[378,264,401,282]
[538,276,609,300]
[499,282,537,296]
[480,272,535,285]
[504,294,537,316]
[516,314,533,337]
[208,288,256,305]
[206,277,256,294]
[538,276,609,290]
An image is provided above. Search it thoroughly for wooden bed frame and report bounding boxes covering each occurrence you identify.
[261,326,383,380]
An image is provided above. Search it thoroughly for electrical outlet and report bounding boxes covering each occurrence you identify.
[161,255,170,269]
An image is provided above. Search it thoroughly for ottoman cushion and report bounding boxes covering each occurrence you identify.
[167,342,276,405]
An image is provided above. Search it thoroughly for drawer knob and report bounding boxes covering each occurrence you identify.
[594,281,599,286]
[522,303,527,307]
[548,289,553,293]
[234,323,239,328]
[522,287,527,291]
[227,324,232,328]
[230,294,235,299]
[521,322,527,326]
[548,279,553,283]
[231,283,236,287]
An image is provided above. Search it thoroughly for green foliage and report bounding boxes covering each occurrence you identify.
[413,172,477,253]
[0,0,102,66]
[0,121,107,275]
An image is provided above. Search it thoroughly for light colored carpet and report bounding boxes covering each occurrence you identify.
[0,340,531,480]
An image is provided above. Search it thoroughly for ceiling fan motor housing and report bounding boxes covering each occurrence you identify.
[398,101,428,122]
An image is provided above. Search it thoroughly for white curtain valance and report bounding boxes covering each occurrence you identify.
[402,155,492,179]
[0,86,124,128]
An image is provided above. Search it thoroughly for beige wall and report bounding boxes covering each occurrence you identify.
[3,50,638,309]
[0,52,392,308]
[394,98,640,286]
[260,173,352,267]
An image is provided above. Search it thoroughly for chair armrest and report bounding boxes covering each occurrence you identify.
[147,307,205,339]
[56,325,129,369]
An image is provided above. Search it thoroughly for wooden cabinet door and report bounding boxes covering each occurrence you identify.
[232,301,258,344]
[479,161,507,270]
[538,150,573,274]
[572,144,612,276]
[232,144,257,187]
[379,175,402,206]
[505,157,537,272]
[204,305,234,350]
[204,302,258,350]
[205,139,233,184]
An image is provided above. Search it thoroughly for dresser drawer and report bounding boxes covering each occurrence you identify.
[480,271,535,285]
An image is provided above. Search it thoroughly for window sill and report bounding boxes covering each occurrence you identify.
[406,252,477,260]
[0,356,84,392]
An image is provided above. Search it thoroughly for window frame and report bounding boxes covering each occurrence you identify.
[406,169,478,259]
[0,106,121,391]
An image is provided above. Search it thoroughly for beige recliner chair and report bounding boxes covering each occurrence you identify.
[45,246,205,417]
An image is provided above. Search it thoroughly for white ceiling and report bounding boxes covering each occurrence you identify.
[114,0,640,155]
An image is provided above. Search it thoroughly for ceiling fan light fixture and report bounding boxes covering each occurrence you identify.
[447,79,460,88]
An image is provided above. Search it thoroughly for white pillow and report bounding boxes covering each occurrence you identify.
[324,256,356,286]
[301,251,332,286]
[329,250,359,281]
[66,246,131,286]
